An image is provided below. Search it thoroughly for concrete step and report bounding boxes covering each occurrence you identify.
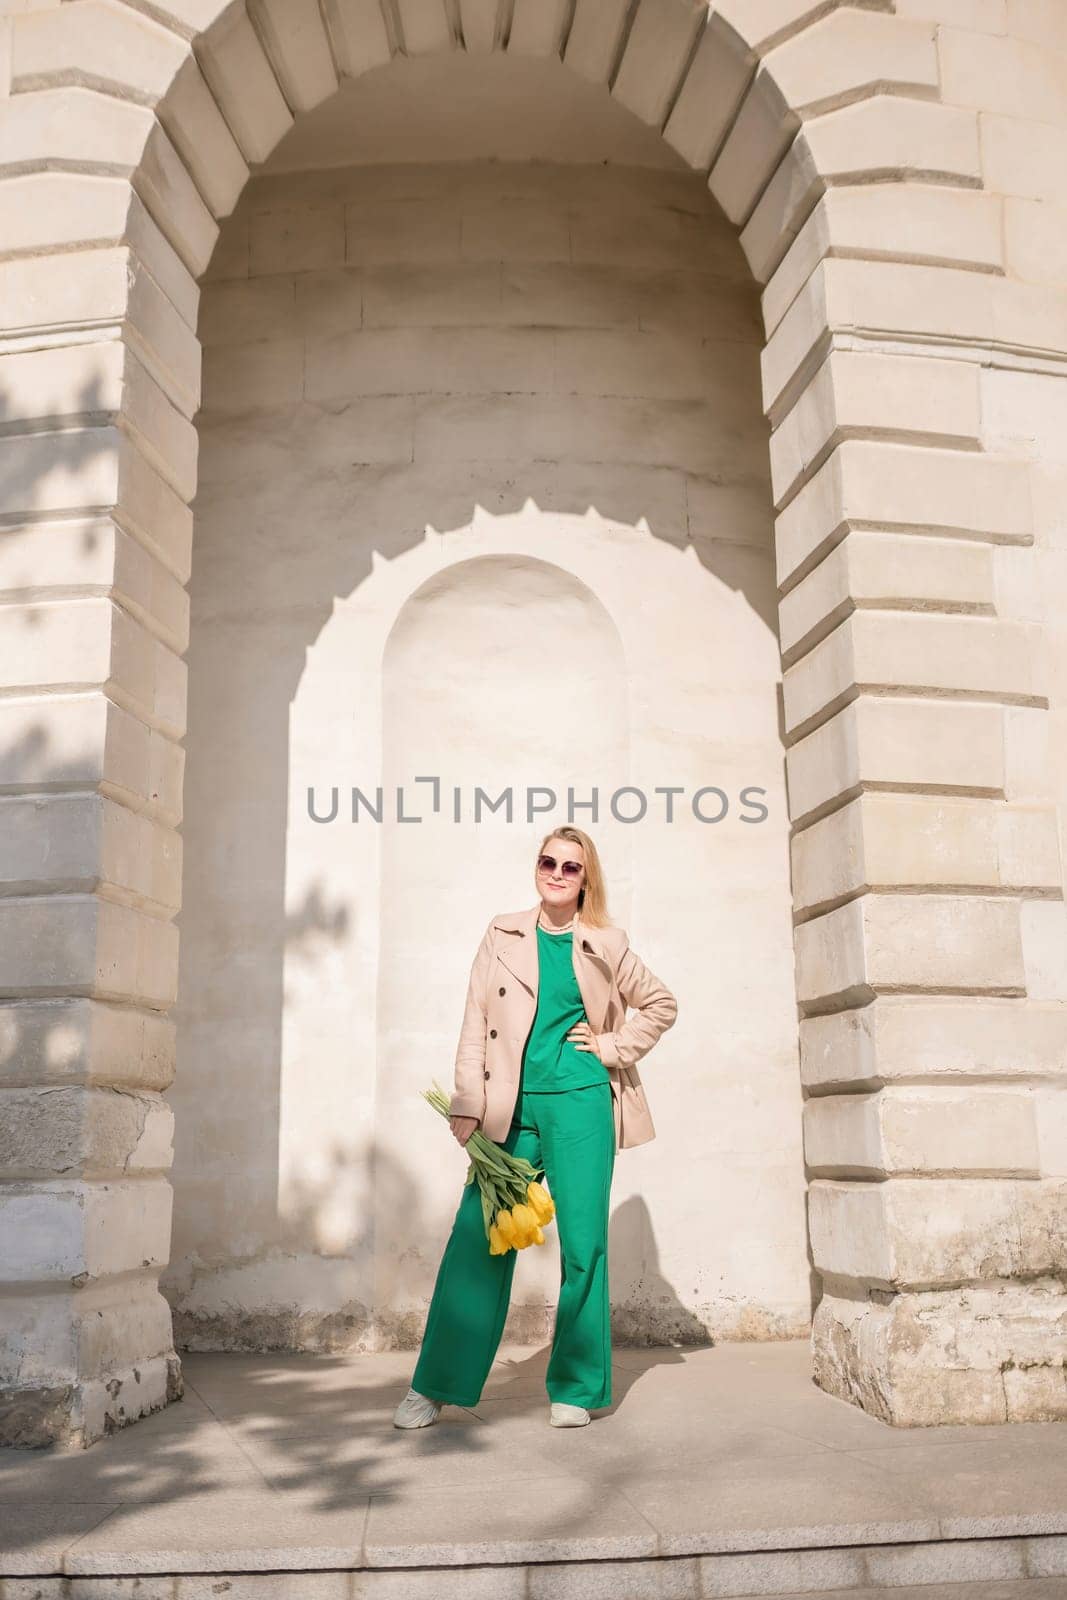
[2,1342,1066,1596]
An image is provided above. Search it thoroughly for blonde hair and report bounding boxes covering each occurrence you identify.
[533,826,611,928]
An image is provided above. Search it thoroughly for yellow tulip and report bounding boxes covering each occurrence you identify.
[495,1209,518,1246]
[527,1181,555,1222]
[510,1203,543,1247]
[488,1223,510,1255]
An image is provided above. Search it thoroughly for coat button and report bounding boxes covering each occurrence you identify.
[499,986,505,995]
[484,1069,491,1079]
[489,1028,497,1038]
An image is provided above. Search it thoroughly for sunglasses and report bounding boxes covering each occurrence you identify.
[537,854,584,879]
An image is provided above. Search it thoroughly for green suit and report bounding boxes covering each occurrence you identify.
[412,927,616,1409]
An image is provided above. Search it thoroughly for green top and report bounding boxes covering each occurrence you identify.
[519,925,612,1093]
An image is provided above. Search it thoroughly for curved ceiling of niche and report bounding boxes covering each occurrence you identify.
[257,50,689,173]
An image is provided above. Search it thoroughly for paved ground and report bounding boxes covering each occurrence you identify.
[2,1338,1067,1593]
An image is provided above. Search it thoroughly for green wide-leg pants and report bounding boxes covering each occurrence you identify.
[411,1079,616,1410]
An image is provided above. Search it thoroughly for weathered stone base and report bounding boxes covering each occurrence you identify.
[0,1352,182,1450]
[170,1300,810,1352]
[0,1281,183,1449]
[814,1280,1067,1426]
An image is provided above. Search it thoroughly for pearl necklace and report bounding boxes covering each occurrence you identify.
[538,912,575,934]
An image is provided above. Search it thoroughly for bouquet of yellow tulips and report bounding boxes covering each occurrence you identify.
[421,1081,556,1255]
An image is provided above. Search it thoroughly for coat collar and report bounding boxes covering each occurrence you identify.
[491,903,613,1019]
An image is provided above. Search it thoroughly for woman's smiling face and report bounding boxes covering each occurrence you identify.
[537,835,586,917]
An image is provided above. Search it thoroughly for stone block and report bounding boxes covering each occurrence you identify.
[125,252,203,422]
[554,327,758,401]
[508,0,570,57]
[0,1278,176,1397]
[563,0,632,84]
[813,1282,1067,1425]
[765,9,938,119]
[804,1085,1040,1177]
[305,326,555,400]
[778,531,994,664]
[0,792,182,913]
[939,22,1067,124]
[163,56,250,220]
[762,182,1001,339]
[0,997,175,1091]
[809,1176,1064,1286]
[0,597,187,738]
[9,0,185,101]
[200,337,304,415]
[461,200,567,263]
[0,340,196,506]
[1035,1086,1067,1177]
[195,3,293,164]
[569,206,734,272]
[770,350,981,510]
[0,691,184,825]
[0,84,151,171]
[980,110,1067,206]
[800,994,1067,1091]
[458,0,498,52]
[1004,197,1067,288]
[0,248,132,358]
[744,99,982,286]
[708,66,797,226]
[318,0,392,77]
[610,0,705,130]
[774,439,1032,590]
[349,196,463,263]
[0,1085,174,1179]
[786,697,1006,825]
[364,261,502,325]
[663,12,754,170]
[763,258,1000,416]
[1020,900,1067,1002]
[783,611,1037,739]
[1004,704,1055,803]
[794,892,1025,1008]
[992,274,1067,357]
[411,393,765,477]
[249,205,345,275]
[0,1178,173,1281]
[791,792,1062,913]
[198,274,298,346]
[395,0,454,55]
[253,0,338,113]
[0,429,193,584]
[0,896,179,1008]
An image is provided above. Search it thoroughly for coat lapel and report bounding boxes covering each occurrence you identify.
[492,903,614,1031]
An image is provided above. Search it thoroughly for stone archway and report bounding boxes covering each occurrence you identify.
[1,0,1063,1447]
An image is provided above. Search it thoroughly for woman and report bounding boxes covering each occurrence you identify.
[393,825,678,1430]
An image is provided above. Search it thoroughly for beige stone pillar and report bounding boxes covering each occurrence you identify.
[0,37,208,1441]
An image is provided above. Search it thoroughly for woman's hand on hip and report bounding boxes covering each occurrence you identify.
[566,1021,603,1059]
[449,1114,479,1147]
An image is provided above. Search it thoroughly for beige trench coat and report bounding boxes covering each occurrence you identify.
[448,903,678,1149]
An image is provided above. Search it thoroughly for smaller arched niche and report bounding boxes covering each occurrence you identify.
[373,552,632,1315]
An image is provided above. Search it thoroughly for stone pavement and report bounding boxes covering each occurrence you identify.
[2,1338,1067,1597]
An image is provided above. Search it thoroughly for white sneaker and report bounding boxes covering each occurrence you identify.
[549,1401,591,1427]
[393,1386,443,1428]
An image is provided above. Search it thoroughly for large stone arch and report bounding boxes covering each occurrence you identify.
[1,0,1064,1447]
